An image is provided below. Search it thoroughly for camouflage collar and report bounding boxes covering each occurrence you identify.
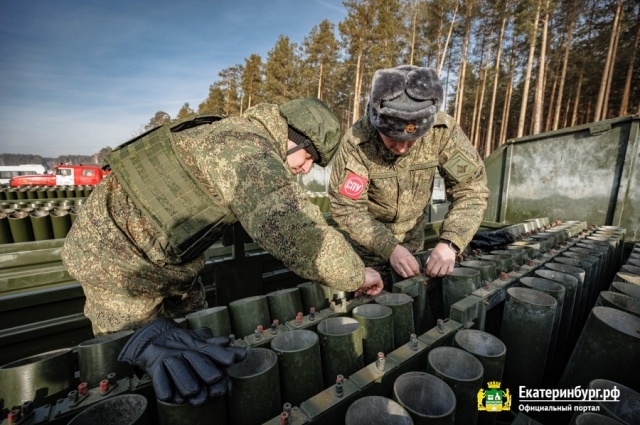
[354,109,380,145]
[433,111,449,127]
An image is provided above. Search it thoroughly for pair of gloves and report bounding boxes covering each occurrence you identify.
[470,228,517,251]
[118,318,246,406]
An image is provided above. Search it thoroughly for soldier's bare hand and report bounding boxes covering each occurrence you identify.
[424,243,456,277]
[390,244,420,279]
[355,267,384,297]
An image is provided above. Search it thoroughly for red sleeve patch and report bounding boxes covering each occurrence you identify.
[339,171,368,200]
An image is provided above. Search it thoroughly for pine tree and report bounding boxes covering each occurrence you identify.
[302,20,339,101]
[339,0,377,122]
[198,83,226,115]
[144,111,171,131]
[242,54,264,111]
[218,65,243,117]
[176,102,195,121]
[264,35,298,104]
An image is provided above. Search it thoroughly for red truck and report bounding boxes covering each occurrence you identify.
[10,164,109,187]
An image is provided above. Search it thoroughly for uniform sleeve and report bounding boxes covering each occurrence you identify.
[437,122,490,251]
[204,134,366,292]
[328,135,400,259]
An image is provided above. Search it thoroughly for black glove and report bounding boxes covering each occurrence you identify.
[192,327,247,398]
[470,229,517,250]
[118,318,246,406]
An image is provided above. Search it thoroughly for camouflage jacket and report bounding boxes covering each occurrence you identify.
[328,111,490,266]
[62,104,365,333]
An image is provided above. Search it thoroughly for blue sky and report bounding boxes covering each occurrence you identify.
[0,0,347,158]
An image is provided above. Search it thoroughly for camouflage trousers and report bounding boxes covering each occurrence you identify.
[61,175,208,336]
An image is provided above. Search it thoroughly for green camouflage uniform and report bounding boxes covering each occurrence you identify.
[328,110,490,271]
[62,104,366,335]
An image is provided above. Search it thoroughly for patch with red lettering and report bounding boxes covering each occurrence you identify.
[339,172,368,200]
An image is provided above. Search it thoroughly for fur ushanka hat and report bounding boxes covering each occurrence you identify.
[369,65,443,141]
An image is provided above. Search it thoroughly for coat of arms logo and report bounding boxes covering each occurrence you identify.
[478,381,512,412]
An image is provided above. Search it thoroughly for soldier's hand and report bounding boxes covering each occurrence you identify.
[390,244,421,278]
[424,242,456,277]
[355,267,384,297]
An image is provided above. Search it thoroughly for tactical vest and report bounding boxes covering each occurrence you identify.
[106,115,236,260]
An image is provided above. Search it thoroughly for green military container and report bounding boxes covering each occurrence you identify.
[484,115,639,242]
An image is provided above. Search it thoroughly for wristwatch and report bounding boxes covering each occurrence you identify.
[439,239,460,254]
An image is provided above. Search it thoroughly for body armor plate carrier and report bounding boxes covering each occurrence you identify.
[106,115,235,260]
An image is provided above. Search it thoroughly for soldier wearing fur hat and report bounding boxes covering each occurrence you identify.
[329,66,490,283]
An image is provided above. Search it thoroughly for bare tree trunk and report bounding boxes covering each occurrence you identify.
[352,49,364,123]
[470,82,481,147]
[409,0,419,65]
[500,66,514,146]
[499,29,517,148]
[571,70,584,126]
[443,43,454,111]
[553,0,577,130]
[453,80,460,120]
[317,62,324,100]
[572,0,597,125]
[486,4,508,157]
[595,0,622,121]
[437,3,459,75]
[545,60,559,132]
[532,0,549,135]
[473,72,489,152]
[454,12,472,123]
[454,55,467,122]
[563,90,572,128]
[473,30,492,153]
[603,11,622,119]
[517,0,541,137]
[470,29,486,147]
[619,6,640,116]
[435,5,444,68]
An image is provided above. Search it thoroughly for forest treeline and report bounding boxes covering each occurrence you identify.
[6,0,637,164]
[147,0,640,159]
[0,149,112,170]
